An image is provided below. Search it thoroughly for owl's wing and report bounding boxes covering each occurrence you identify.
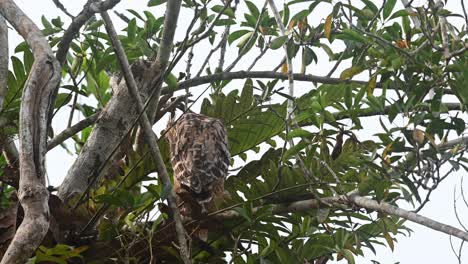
[168,114,229,202]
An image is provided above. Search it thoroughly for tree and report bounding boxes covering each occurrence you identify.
[1,0,468,263]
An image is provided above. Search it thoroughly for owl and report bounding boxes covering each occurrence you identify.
[166,113,230,216]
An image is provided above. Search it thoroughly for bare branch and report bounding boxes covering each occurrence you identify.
[154,0,182,71]
[0,14,7,110]
[166,71,380,93]
[216,193,468,241]
[147,0,183,122]
[47,112,100,151]
[101,11,191,264]
[0,0,61,262]
[51,0,74,19]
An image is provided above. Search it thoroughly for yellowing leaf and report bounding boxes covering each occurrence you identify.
[281,63,288,74]
[288,19,296,30]
[395,39,410,49]
[324,14,333,40]
[298,18,308,34]
[340,66,364,80]
[367,75,377,96]
[382,142,393,160]
[425,132,437,147]
[384,233,395,251]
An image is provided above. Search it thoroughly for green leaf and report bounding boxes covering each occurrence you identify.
[211,5,235,18]
[360,0,378,14]
[10,56,25,82]
[338,29,368,43]
[286,39,298,59]
[283,140,308,160]
[270,35,289,50]
[127,19,137,40]
[383,0,397,19]
[54,93,72,109]
[240,79,254,110]
[287,128,313,139]
[345,85,353,108]
[51,17,63,28]
[148,0,167,6]
[41,15,52,29]
[245,1,260,18]
[214,19,236,26]
[389,9,409,20]
[201,91,286,156]
[303,46,317,66]
[228,30,251,45]
[233,207,252,222]
[164,73,178,90]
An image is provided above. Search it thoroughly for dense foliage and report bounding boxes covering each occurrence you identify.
[1,0,468,263]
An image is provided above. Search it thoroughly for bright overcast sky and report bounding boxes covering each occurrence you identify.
[5,0,468,263]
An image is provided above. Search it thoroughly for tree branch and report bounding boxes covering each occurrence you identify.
[51,0,74,19]
[0,14,7,110]
[147,0,182,122]
[216,193,468,241]
[0,0,61,262]
[165,71,377,93]
[165,71,453,95]
[267,0,294,117]
[47,112,100,151]
[101,11,191,264]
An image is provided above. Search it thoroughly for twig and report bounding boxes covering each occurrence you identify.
[52,0,74,19]
[247,45,267,71]
[47,112,100,151]
[0,14,7,111]
[462,0,468,28]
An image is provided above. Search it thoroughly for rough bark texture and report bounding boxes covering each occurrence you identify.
[0,192,18,259]
[56,76,143,200]
[0,0,61,263]
[58,0,182,202]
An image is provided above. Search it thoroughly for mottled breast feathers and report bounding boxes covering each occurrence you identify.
[166,113,230,207]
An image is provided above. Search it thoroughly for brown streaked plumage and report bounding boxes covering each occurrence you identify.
[166,113,230,216]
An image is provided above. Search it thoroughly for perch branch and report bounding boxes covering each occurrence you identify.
[215,193,468,241]
[0,0,61,263]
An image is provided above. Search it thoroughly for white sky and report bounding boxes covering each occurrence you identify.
[5,0,468,263]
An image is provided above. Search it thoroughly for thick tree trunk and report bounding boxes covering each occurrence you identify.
[0,0,60,263]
